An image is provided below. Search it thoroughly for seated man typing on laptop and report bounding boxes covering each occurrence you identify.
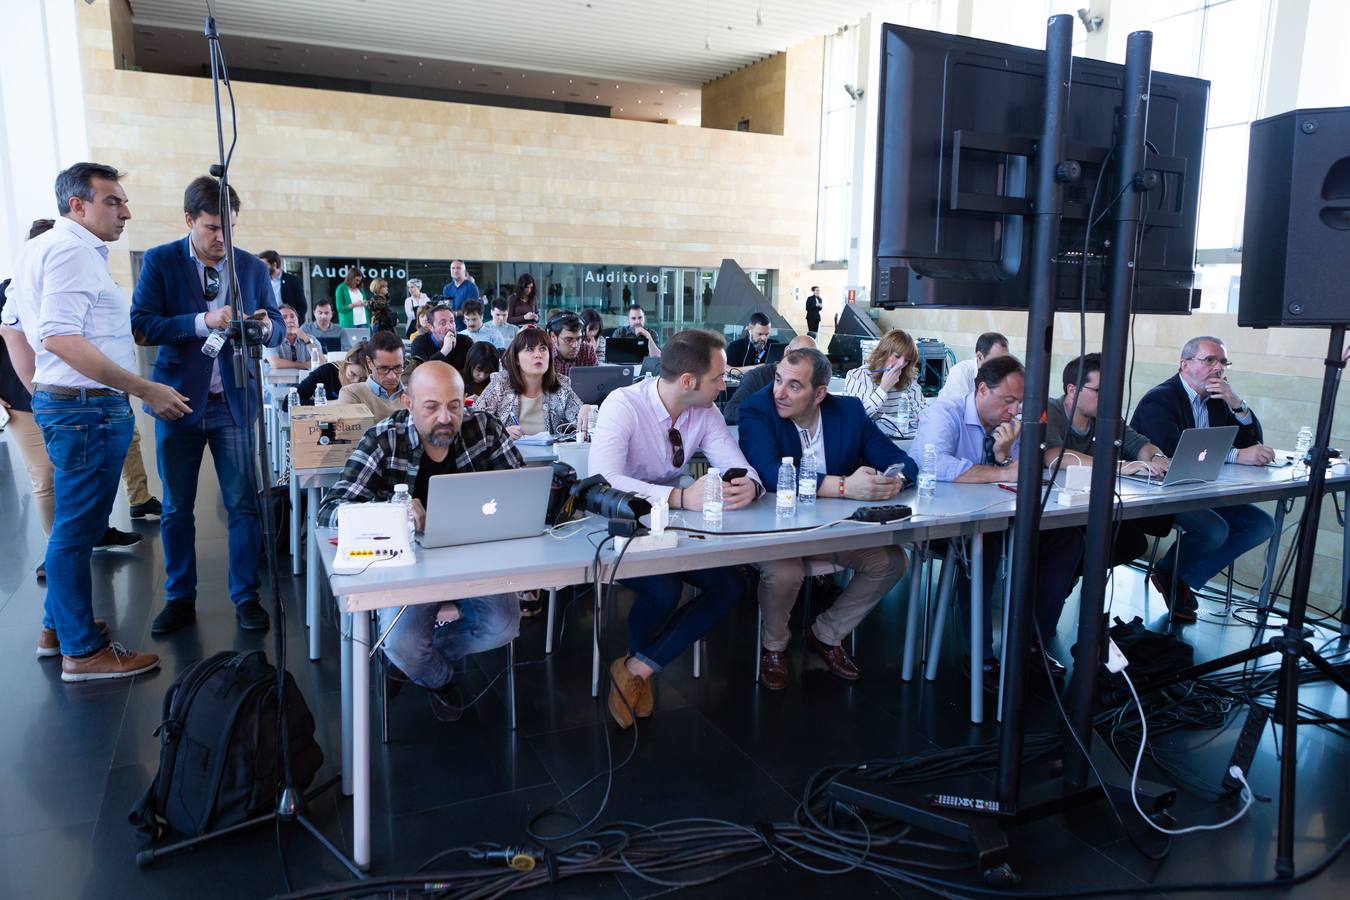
[318,361,524,722]
[590,329,762,728]
[912,355,1084,689]
[1129,336,1276,623]
[737,347,914,690]
[1045,352,1175,575]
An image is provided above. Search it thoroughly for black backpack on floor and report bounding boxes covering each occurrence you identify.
[130,650,323,841]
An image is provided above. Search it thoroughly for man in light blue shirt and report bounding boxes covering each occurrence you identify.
[913,355,1083,687]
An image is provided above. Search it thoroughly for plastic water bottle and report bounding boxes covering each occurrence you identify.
[1293,426,1313,478]
[392,483,417,538]
[702,467,724,529]
[597,336,607,363]
[798,449,818,506]
[287,387,301,412]
[776,457,797,518]
[918,443,938,499]
[314,389,328,406]
[896,393,914,436]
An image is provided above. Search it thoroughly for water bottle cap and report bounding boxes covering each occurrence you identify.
[394,483,408,493]
[782,456,793,464]
[707,467,720,476]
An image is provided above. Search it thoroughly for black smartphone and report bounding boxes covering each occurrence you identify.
[721,467,747,482]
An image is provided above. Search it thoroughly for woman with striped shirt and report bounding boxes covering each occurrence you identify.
[841,328,927,438]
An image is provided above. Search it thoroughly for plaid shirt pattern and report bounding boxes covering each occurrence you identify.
[317,408,523,527]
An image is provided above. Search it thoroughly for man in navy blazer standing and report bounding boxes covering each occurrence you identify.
[738,347,913,689]
[130,176,284,636]
[1130,335,1276,622]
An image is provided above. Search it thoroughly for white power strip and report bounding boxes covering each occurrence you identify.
[614,532,679,553]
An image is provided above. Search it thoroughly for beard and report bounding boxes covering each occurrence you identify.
[425,427,454,448]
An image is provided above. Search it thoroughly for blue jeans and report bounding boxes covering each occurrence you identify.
[32,390,135,657]
[1170,505,1276,590]
[157,397,261,606]
[620,566,742,671]
[379,595,521,689]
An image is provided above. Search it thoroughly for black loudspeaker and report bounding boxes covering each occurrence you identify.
[1238,107,1350,328]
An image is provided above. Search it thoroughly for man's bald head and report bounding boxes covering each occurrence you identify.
[403,361,465,450]
[786,334,817,353]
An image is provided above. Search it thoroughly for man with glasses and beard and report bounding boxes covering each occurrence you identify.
[546,313,596,377]
[318,361,523,722]
[1130,336,1276,622]
[589,329,762,729]
[131,175,283,637]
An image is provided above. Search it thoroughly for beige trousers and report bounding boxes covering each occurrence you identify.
[6,411,149,534]
[755,545,907,651]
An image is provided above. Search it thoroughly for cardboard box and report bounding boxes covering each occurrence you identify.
[289,403,376,470]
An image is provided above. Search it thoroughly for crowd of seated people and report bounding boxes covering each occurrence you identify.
[304,288,1285,723]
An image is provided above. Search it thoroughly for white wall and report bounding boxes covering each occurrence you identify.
[0,0,90,276]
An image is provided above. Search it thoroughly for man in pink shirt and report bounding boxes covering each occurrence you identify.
[590,330,762,728]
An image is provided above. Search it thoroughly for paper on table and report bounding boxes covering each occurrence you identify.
[513,432,557,446]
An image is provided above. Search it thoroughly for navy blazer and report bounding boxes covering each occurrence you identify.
[131,237,284,430]
[279,271,307,323]
[1129,373,1263,458]
[738,386,916,490]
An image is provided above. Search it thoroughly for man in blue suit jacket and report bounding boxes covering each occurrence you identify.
[738,347,914,690]
[130,176,284,636]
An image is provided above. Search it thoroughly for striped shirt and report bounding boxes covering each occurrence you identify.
[317,408,523,527]
[840,365,927,437]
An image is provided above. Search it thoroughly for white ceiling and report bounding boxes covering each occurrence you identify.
[129,0,876,87]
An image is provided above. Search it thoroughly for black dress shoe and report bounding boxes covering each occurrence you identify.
[93,527,142,551]
[35,562,45,582]
[235,599,270,631]
[1029,643,1068,678]
[428,681,463,723]
[129,497,163,519]
[151,602,197,636]
[962,655,1001,694]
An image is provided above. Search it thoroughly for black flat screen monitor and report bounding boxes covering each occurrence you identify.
[872,25,1209,314]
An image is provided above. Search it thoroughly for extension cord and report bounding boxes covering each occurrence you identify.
[613,531,678,553]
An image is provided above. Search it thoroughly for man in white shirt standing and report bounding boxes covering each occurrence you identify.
[0,163,188,681]
[937,331,1009,401]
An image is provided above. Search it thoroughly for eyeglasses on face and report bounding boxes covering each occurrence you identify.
[372,364,402,376]
[1185,355,1231,368]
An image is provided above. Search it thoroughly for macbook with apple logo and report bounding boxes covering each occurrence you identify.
[1120,425,1239,488]
[421,466,555,548]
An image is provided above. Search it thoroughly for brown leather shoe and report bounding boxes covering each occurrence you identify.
[804,629,860,681]
[759,648,789,691]
[37,619,109,658]
[607,657,645,729]
[1149,569,1198,623]
[634,668,654,719]
[61,643,159,683]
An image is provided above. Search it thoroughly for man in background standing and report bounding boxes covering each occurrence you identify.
[805,285,823,339]
[442,259,479,310]
[258,250,307,323]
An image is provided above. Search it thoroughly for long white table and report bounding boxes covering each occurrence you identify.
[318,460,1350,870]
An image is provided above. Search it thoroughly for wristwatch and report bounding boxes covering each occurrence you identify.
[1230,401,1248,415]
[994,455,1013,467]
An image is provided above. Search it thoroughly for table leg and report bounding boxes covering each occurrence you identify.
[969,533,984,725]
[545,587,558,655]
[352,610,371,871]
[1256,499,1288,616]
[307,486,321,661]
[290,471,301,575]
[1342,490,1350,637]
[341,610,353,797]
[923,544,958,681]
[901,543,926,681]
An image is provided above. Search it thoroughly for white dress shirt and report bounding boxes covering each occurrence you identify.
[188,238,230,394]
[937,357,978,401]
[1,216,136,390]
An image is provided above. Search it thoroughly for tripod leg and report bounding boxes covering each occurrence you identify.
[1342,488,1350,637]
[296,813,367,880]
[1276,642,1300,879]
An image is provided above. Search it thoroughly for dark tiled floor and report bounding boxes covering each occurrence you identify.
[2,417,1348,899]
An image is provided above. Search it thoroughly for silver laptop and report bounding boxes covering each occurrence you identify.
[1121,425,1238,487]
[421,467,554,548]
